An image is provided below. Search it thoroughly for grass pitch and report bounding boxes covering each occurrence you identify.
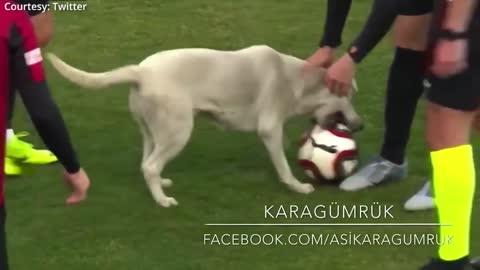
[5,0,480,269]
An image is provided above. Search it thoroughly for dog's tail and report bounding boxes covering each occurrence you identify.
[46,53,140,89]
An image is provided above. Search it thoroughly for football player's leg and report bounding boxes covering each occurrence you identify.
[340,1,433,191]
[419,41,480,270]
[421,87,476,270]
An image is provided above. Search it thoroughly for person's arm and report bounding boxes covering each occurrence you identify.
[7,7,89,204]
[8,17,80,174]
[429,0,478,78]
[346,0,402,63]
[306,0,352,68]
[319,0,352,48]
[322,0,403,96]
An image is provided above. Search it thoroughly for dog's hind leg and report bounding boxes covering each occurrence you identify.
[258,120,315,194]
[129,91,154,164]
[141,144,178,208]
[134,113,154,165]
[141,94,194,207]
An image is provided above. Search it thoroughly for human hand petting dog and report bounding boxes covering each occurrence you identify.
[304,46,336,69]
[324,53,356,97]
[63,168,90,205]
[304,48,356,97]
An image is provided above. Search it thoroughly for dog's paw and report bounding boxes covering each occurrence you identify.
[157,197,178,208]
[161,178,173,188]
[290,182,315,194]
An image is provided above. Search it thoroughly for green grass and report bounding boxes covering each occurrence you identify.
[5,0,480,269]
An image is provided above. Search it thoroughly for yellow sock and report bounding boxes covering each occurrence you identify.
[431,144,475,261]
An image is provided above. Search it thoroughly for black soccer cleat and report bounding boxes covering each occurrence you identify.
[470,257,480,270]
[419,257,472,270]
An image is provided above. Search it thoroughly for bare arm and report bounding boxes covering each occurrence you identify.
[442,0,478,32]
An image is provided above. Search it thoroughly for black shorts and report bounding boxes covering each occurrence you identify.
[399,0,434,16]
[426,6,480,111]
[0,206,8,270]
[427,68,480,111]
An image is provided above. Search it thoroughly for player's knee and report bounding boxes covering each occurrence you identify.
[424,103,472,150]
[392,15,431,51]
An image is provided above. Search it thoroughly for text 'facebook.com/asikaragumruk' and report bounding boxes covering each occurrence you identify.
[203,233,454,247]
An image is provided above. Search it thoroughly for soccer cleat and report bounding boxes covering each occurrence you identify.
[419,257,474,270]
[339,156,407,191]
[404,180,435,211]
[4,157,22,176]
[6,132,58,164]
[424,79,432,89]
[470,257,480,270]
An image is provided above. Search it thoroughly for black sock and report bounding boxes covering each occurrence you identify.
[380,47,425,165]
[430,256,469,270]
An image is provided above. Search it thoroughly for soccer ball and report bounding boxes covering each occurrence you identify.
[298,124,358,181]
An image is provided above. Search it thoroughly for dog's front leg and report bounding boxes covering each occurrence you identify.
[258,123,314,194]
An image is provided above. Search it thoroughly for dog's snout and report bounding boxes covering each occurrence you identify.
[348,119,364,133]
[351,121,364,133]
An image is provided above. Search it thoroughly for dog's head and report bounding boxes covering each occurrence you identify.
[299,67,363,132]
[311,97,363,132]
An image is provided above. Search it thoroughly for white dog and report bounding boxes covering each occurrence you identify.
[46,45,362,208]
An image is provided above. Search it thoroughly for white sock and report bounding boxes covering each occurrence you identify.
[6,129,14,142]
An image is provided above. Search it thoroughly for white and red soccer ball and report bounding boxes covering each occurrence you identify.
[298,124,358,182]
